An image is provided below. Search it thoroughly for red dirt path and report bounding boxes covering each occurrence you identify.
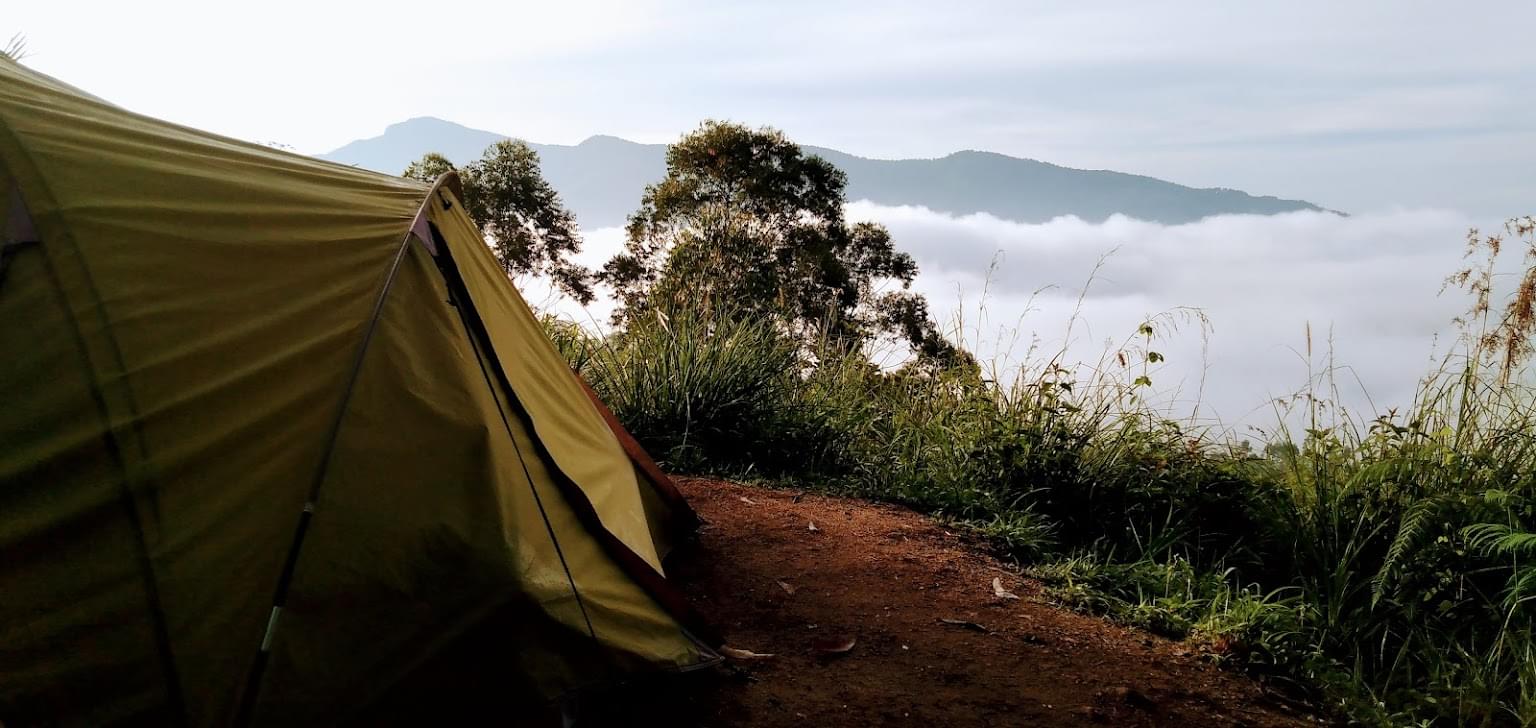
[587,478,1320,727]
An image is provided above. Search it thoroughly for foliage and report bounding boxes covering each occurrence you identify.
[599,120,966,366]
[546,214,1536,726]
[405,141,595,303]
[551,305,857,476]
[1445,216,1536,384]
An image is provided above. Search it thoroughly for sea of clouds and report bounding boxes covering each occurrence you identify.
[849,203,1482,432]
[530,205,1486,436]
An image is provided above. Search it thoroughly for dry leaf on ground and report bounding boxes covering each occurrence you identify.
[939,618,991,633]
[812,634,857,655]
[720,645,776,661]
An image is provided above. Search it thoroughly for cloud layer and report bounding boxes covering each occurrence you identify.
[541,205,1485,433]
[849,203,1478,429]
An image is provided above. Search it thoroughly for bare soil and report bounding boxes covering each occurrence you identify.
[585,478,1321,727]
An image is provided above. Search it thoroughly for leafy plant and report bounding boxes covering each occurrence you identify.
[405,141,595,302]
[552,192,1536,724]
[600,120,966,366]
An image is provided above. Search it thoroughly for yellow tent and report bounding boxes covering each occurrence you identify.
[0,59,718,726]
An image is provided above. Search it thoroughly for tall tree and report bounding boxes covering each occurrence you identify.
[405,140,594,304]
[601,120,964,365]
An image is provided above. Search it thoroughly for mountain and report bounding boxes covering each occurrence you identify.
[321,117,1327,229]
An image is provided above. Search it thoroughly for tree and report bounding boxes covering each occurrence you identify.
[404,140,594,304]
[601,120,965,366]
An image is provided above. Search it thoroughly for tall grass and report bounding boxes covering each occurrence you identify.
[548,307,858,476]
[549,216,1536,726]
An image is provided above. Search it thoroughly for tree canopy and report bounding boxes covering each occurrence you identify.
[601,120,964,365]
[405,140,594,303]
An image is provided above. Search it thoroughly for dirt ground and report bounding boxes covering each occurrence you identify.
[584,478,1321,727]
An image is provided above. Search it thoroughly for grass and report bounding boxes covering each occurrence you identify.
[547,216,1536,726]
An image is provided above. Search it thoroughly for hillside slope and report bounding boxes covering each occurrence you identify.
[320,117,1328,229]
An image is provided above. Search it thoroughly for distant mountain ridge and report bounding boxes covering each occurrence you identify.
[321,116,1328,229]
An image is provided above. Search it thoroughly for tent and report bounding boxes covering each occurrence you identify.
[0,60,719,726]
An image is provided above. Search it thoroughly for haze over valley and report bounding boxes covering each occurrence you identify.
[325,118,1482,427]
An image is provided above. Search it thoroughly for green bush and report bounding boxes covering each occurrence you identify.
[555,306,857,476]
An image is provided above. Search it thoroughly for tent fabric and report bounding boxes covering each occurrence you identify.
[0,59,715,727]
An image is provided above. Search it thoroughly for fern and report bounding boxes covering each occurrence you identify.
[1372,494,1450,604]
[1465,523,1536,556]
[1465,522,1536,611]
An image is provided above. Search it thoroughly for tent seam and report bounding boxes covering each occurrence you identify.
[417,192,722,649]
[425,217,601,642]
[231,192,425,727]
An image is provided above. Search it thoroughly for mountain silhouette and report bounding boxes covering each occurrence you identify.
[321,117,1327,229]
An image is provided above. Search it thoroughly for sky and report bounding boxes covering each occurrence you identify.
[10,2,1534,429]
[10,1,1534,216]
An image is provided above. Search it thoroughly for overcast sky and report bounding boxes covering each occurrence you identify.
[11,1,1534,217]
